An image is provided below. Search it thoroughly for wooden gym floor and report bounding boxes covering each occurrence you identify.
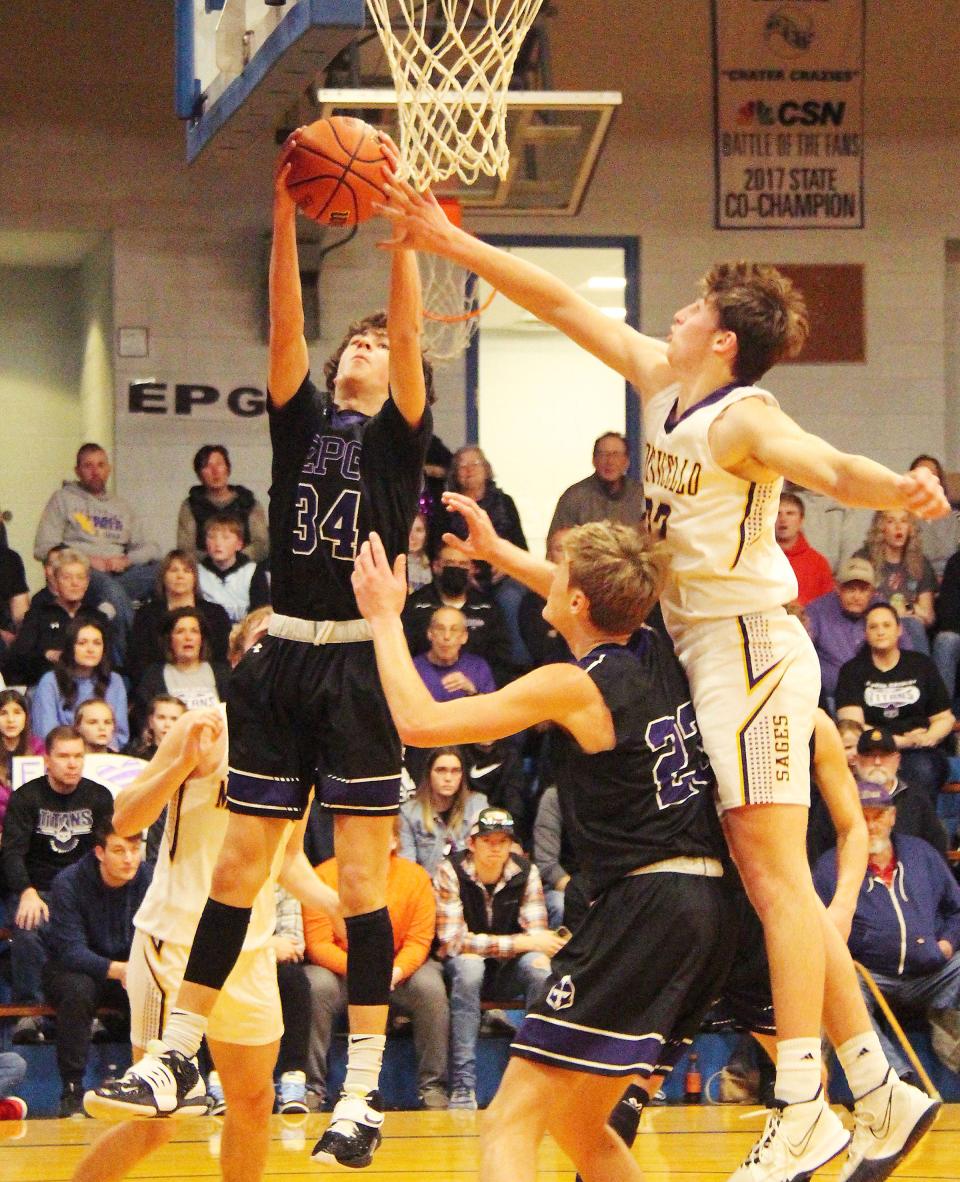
[1,1104,957,1181]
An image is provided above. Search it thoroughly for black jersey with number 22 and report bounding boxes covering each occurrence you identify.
[267,375,432,621]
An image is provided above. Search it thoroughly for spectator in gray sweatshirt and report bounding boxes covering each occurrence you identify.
[33,443,160,638]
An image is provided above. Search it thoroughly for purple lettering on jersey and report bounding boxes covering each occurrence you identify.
[301,434,362,482]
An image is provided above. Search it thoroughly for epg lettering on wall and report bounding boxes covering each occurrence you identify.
[128,381,267,418]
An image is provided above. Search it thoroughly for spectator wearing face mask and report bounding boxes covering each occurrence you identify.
[402,543,514,687]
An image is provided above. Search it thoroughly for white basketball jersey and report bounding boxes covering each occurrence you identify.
[134,716,290,949]
[643,382,798,632]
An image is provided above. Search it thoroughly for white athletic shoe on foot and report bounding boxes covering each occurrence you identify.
[727,1089,850,1182]
[840,1069,941,1182]
[83,1039,207,1119]
[311,1090,384,1168]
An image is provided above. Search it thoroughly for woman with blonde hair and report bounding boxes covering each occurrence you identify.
[398,747,488,877]
[857,509,936,650]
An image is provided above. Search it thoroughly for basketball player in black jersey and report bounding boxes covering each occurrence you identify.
[352,498,735,1182]
[90,136,433,1170]
[583,707,868,1175]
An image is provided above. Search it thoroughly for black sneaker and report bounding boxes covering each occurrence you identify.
[311,1090,384,1168]
[84,1039,207,1119]
[60,1081,85,1119]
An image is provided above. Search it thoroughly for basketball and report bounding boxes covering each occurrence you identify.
[282,116,393,226]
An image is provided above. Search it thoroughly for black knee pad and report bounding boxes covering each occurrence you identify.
[345,908,394,1007]
[183,899,252,991]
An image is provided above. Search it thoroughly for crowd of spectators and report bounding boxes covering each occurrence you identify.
[2,434,960,1119]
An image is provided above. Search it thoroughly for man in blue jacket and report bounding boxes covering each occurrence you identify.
[813,780,960,1080]
[43,819,152,1116]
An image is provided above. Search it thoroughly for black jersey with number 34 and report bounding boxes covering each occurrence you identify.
[267,375,432,621]
[553,630,725,896]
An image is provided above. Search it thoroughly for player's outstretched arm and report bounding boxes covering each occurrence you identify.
[811,710,867,940]
[387,247,427,427]
[710,399,951,519]
[268,136,311,407]
[441,492,555,598]
[112,707,225,837]
[353,533,612,749]
[377,177,673,402]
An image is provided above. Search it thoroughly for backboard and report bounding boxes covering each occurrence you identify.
[176,0,620,214]
[313,88,621,215]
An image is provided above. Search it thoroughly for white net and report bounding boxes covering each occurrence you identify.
[419,253,492,363]
[364,0,546,185]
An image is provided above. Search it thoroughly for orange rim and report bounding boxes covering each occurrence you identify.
[422,196,497,324]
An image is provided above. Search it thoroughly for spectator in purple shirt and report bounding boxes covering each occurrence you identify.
[413,606,496,703]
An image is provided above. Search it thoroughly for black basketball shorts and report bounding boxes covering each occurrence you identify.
[225,634,402,819]
[511,871,735,1077]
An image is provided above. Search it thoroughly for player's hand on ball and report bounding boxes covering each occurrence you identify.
[352,532,408,621]
[898,465,951,519]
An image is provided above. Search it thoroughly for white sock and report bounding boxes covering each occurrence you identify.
[837,1030,890,1100]
[774,1037,823,1105]
[342,1034,386,1099]
[160,1009,208,1059]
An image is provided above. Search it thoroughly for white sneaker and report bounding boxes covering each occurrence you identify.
[840,1069,941,1182]
[728,1089,850,1182]
[84,1039,208,1119]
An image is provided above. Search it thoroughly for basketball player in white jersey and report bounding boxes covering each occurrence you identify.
[75,704,341,1180]
[375,183,947,1182]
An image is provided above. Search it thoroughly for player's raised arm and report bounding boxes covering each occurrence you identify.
[352,533,610,749]
[112,707,225,836]
[387,247,427,427]
[268,135,311,407]
[377,178,673,402]
[710,398,951,519]
[441,491,556,599]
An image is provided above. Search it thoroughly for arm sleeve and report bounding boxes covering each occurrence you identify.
[933,851,960,951]
[481,601,516,688]
[123,507,160,565]
[3,610,45,684]
[917,656,951,717]
[33,493,66,562]
[46,871,111,979]
[532,788,566,890]
[105,675,130,750]
[30,675,62,745]
[502,494,528,551]
[176,502,198,557]
[547,488,576,537]
[244,503,270,563]
[811,851,838,906]
[474,657,497,696]
[393,866,436,980]
[1,788,37,895]
[302,865,348,975]
[397,809,418,863]
[834,661,861,711]
[936,553,960,633]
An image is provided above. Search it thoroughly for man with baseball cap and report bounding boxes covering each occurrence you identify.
[814,779,960,1083]
[851,728,949,856]
[432,806,560,1110]
[806,557,921,709]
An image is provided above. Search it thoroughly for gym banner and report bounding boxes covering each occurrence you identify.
[712,0,864,229]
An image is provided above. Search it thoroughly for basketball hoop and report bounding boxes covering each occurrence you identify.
[419,197,496,363]
[364,0,547,186]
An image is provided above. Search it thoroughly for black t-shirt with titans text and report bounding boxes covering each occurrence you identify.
[267,375,432,621]
[835,648,951,734]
